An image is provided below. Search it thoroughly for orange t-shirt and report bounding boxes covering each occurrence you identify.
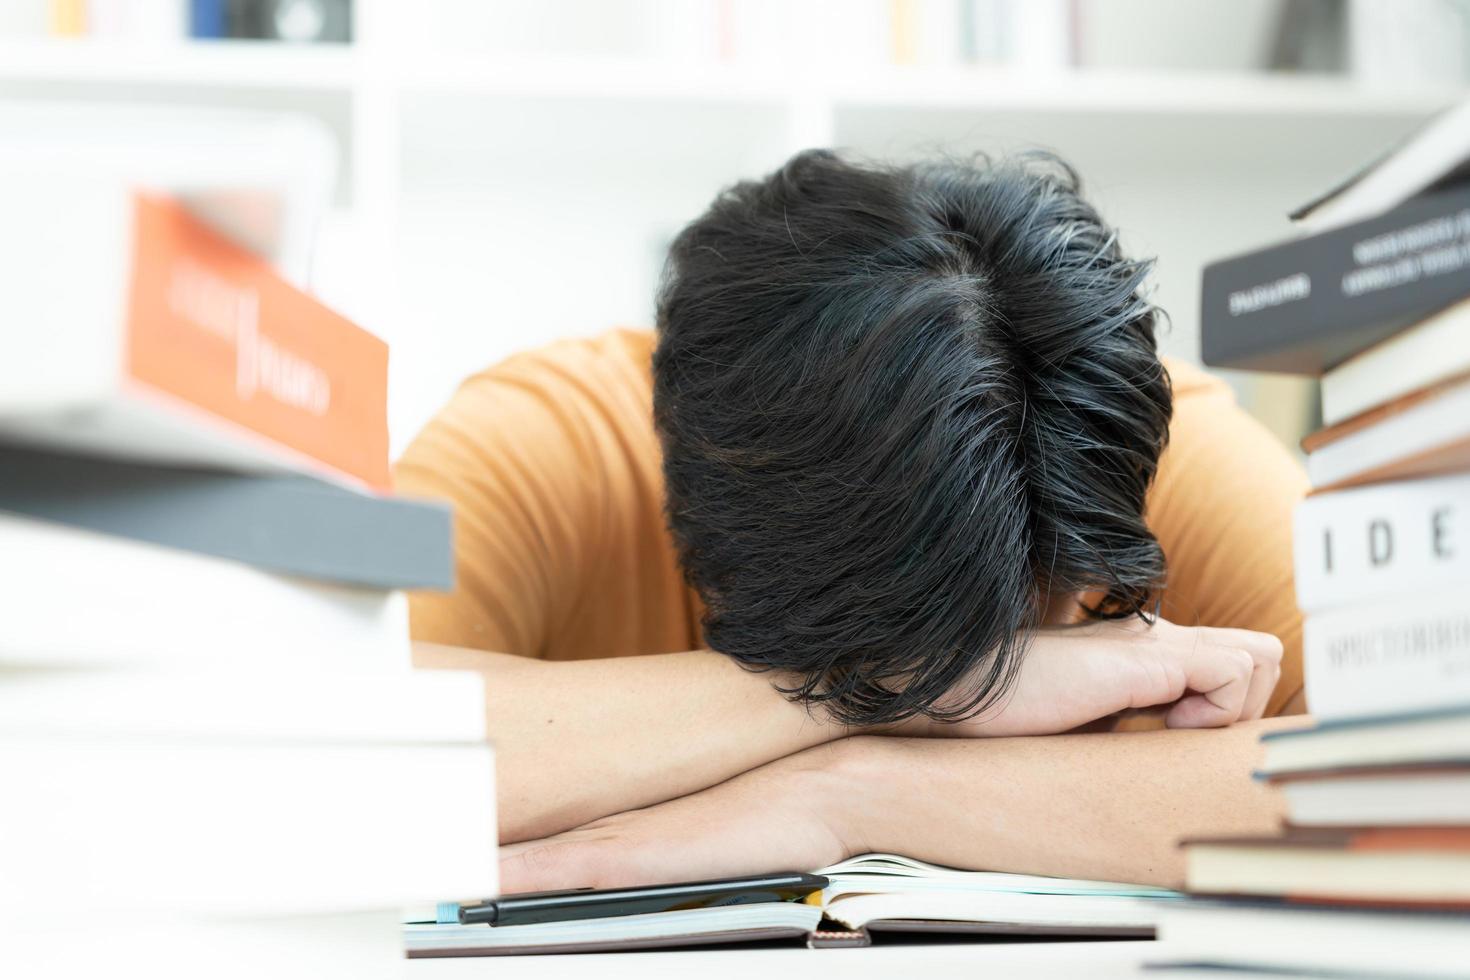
[395,327,1308,718]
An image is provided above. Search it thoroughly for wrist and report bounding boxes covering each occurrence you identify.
[783,735,905,861]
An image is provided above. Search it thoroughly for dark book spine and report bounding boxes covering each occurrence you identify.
[0,446,452,591]
[1201,185,1470,375]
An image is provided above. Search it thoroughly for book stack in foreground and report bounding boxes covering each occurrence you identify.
[1157,98,1470,979]
[0,122,497,979]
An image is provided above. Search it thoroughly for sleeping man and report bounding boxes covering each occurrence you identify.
[396,150,1308,893]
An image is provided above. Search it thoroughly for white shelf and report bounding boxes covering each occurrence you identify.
[1,41,1453,120]
[0,38,358,90]
[398,55,791,104]
[826,67,1460,118]
[395,56,1461,120]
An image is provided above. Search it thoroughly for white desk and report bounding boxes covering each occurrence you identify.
[402,940,1243,978]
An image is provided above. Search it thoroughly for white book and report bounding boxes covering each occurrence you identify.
[1260,706,1470,775]
[911,0,965,66]
[0,736,498,916]
[0,514,408,671]
[1007,0,1072,69]
[1293,472,1470,613]
[1278,769,1470,827]
[1304,587,1470,720]
[1293,97,1470,235]
[5,911,405,980]
[0,102,334,284]
[1320,297,1470,426]
[0,175,387,488]
[1305,377,1470,490]
[0,666,486,743]
[1156,902,1470,979]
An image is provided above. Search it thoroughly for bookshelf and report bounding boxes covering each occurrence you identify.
[0,36,358,88]
[0,21,1460,451]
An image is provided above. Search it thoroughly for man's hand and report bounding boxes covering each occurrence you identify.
[899,616,1284,738]
[499,741,857,893]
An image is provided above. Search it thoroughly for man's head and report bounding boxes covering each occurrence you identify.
[653,150,1173,726]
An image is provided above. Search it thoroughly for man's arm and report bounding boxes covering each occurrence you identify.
[419,614,1282,845]
[415,643,840,842]
[498,717,1311,893]
[836,722,1306,885]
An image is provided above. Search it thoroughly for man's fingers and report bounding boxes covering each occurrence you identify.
[1163,643,1255,729]
[1200,627,1285,664]
[499,838,618,894]
[1203,628,1283,721]
[1237,645,1281,721]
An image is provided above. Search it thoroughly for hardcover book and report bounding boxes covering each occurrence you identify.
[1156,901,1470,980]
[1182,827,1470,903]
[1291,99,1470,235]
[1293,471,1470,613]
[1200,185,1470,374]
[0,189,389,490]
[1268,764,1470,828]
[1300,374,1470,490]
[1259,706,1470,777]
[1,736,497,916]
[0,513,409,671]
[1302,587,1470,721]
[1319,296,1470,425]
[0,446,451,591]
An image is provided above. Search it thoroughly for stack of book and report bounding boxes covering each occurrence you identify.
[1157,99,1470,979]
[0,117,496,977]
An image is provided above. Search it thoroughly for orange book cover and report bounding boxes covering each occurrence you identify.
[122,193,389,490]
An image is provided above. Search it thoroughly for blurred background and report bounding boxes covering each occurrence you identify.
[4,0,1468,455]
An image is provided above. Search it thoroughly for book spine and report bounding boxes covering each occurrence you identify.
[122,192,391,489]
[47,0,86,36]
[0,513,409,671]
[1320,304,1470,425]
[1304,589,1470,720]
[890,0,919,63]
[1200,185,1470,374]
[0,739,498,914]
[1294,473,1470,612]
[0,668,487,742]
[0,445,452,591]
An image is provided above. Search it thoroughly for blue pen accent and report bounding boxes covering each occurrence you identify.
[436,902,463,924]
[189,0,228,39]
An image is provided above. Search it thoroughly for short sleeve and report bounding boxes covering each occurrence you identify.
[1145,362,1311,717]
[392,367,602,657]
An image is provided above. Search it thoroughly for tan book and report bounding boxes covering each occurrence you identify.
[1183,827,1470,904]
[1301,374,1470,491]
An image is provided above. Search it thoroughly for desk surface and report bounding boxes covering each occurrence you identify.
[401,940,1233,978]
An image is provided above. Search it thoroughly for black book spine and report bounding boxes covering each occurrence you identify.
[0,446,453,591]
[1200,185,1470,375]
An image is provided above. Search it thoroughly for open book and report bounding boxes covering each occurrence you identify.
[404,854,1181,957]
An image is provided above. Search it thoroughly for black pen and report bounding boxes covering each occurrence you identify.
[457,871,828,927]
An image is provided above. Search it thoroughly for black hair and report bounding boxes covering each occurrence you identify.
[653,149,1172,727]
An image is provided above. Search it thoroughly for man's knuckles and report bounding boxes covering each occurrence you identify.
[501,837,626,892]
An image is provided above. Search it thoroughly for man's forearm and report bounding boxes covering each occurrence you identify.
[831,718,1311,887]
[413,642,849,842]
